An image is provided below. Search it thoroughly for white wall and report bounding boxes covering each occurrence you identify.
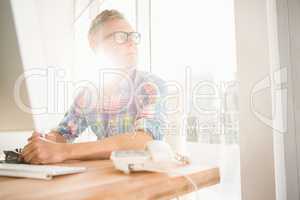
[278,0,300,199]
[266,0,287,199]
[235,0,277,199]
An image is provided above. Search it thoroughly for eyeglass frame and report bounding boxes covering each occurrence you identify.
[103,31,141,45]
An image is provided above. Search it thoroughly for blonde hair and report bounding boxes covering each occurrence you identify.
[88,9,125,49]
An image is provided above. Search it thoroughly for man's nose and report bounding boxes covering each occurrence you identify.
[126,37,136,47]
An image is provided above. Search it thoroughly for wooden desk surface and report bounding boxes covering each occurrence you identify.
[0,160,220,200]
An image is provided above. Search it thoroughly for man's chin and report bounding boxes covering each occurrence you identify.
[124,55,137,66]
[121,60,137,70]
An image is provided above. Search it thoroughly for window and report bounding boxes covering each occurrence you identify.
[150,0,240,199]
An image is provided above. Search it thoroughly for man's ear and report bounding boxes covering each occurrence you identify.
[88,35,97,50]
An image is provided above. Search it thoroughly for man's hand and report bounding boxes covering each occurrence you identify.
[21,134,67,164]
[27,131,67,143]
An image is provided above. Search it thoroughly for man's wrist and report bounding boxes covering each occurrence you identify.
[46,131,67,143]
[60,143,72,161]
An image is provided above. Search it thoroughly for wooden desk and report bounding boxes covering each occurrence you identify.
[0,160,220,200]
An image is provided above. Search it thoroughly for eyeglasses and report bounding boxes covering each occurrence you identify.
[105,31,141,45]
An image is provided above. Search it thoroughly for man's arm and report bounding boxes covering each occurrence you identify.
[64,131,152,160]
[21,131,152,164]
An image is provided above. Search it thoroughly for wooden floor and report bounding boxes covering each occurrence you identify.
[0,160,220,200]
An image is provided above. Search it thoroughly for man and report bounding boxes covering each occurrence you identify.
[21,10,166,164]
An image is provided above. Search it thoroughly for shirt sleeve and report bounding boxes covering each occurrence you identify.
[53,90,91,143]
[134,77,167,140]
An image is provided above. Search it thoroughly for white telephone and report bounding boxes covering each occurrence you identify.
[110,141,190,174]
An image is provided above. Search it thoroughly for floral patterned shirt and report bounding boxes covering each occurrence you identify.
[55,70,167,143]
